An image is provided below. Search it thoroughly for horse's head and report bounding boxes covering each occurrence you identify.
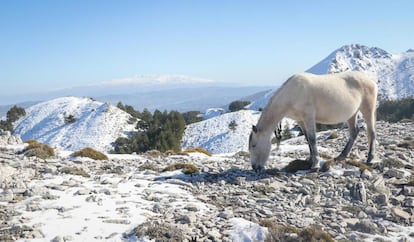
[249,125,271,173]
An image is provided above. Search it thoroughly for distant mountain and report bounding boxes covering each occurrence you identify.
[13,97,136,152]
[307,44,414,100]
[98,86,272,112]
[1,74,271,113]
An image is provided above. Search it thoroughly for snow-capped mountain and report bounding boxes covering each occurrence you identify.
[307,44,414,100]
[14,97,136,152]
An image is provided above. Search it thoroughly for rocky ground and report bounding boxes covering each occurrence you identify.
[1,121,414,241]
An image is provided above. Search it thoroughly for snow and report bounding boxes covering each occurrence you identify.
[182,110,261,154]
[15,168,210,242]
[13,97,136,152]
[229,218,267,242]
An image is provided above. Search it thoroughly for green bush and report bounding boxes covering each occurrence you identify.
[23,140,55,159]
[377,97,414,122]
[0,105,25,131]
[229,100,251,112]
[72,147,108,160]
[113,109,186,153]
[64,114,76,123]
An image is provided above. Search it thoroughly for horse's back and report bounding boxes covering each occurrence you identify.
[281,71,377,124]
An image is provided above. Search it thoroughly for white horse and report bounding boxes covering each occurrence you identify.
[249,71,378,172]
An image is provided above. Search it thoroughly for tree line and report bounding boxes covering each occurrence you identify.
[113,102,201,154]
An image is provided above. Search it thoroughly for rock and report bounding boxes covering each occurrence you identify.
[403,186,414,196]
[351,181,367,203]
[175,213,196,224]
[374,193,388,206]
[404,198,414,207]
[352,219,380,234]
[102,219,131,224]
[74,189,91,196]
[391,207,411,221]
[385,168,406,179]
[218,209,234,219]
[0,189,13,202]
[51,235,64,242]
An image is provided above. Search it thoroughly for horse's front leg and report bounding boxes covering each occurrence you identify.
[299,120,320,171]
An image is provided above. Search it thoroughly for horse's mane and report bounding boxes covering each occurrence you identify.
[264,75,295,112]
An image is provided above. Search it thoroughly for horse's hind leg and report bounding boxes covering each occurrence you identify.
[361,109,376,164]
[336,113,359,161]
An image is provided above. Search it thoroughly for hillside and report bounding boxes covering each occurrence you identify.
[182,110,260,154]
[13,97,136,152]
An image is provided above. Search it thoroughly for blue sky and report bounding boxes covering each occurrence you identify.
[1,0,414,99]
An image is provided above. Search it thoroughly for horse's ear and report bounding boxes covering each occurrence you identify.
[252,125,258,133]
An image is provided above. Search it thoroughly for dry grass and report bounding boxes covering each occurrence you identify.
[72,147,108,160]
[260,220,334,242]
[321,159,373,173]
[164,150,176,156]
[132,221,182,241]
[144,149,162,158]
[182,147,212,156]
[60,166,90,178]
[23,140,55,159]
[163,163,199,175]
[282,159,312,173]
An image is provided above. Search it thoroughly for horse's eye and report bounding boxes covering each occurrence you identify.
[252,144,256,148]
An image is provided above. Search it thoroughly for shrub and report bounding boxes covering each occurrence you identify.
[72,147,108,160]
[64,114,76,124]
[23,140,55,159]
[260,221,334,242]
[132,221,183,241]
[182,147,212,156]
[163,163,199,175]
[182,111,203,124]
[229,100,251,112]
[229,120,238,131]
[113,109,186,153]
[60,166,90,178]
[0,105,25,131]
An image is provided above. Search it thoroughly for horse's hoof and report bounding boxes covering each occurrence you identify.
[311,167,320,172]
[252,165,265,174]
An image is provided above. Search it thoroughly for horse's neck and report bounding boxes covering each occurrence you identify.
[257,95,285,135]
